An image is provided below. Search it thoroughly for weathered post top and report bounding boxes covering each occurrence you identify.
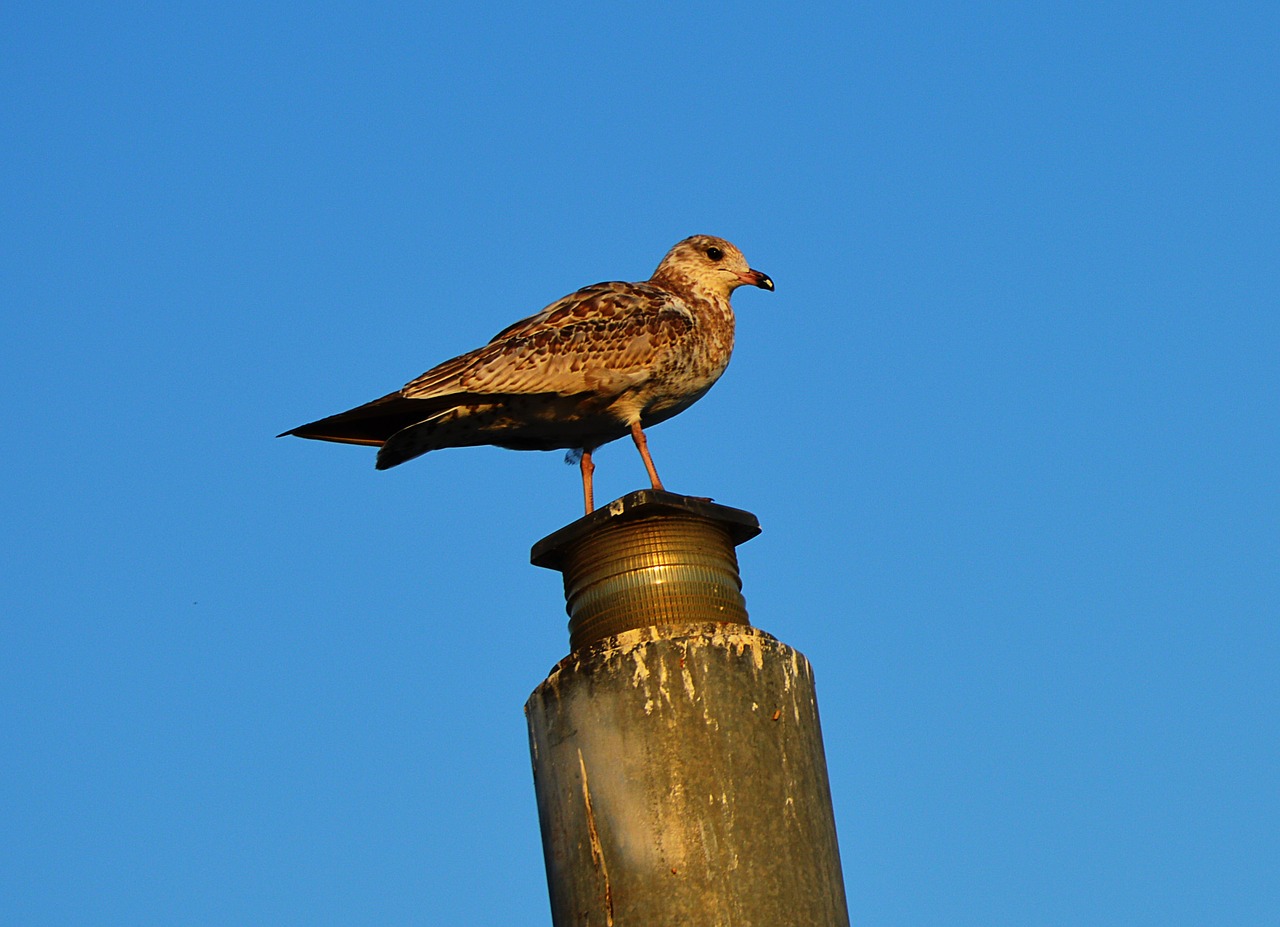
[526,492,851,926]
[530,489,761,652]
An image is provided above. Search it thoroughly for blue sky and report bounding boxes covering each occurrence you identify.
[3,2,1277,924]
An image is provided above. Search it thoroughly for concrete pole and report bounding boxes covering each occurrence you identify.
[526,490,849,927]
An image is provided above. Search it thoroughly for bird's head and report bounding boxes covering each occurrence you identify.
[650,235,774,302]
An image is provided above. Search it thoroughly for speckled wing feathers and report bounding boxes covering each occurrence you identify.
[400,282,694,401]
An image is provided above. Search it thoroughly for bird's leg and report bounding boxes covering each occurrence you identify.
[580,449,596,514]
[630,421,665,491]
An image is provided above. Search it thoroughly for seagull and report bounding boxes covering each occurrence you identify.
[280,235,773,514]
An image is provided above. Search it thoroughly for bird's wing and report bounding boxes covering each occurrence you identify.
[401,281,694,400]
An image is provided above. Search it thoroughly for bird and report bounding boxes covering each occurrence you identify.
[279,234,773,514]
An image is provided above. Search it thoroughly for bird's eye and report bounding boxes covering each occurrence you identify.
[706,247,724,261]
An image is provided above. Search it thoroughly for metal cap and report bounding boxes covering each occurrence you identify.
[532,490,761,652]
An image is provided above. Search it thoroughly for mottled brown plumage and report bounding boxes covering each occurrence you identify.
[280,235,773,512]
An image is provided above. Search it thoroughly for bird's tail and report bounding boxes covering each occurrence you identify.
[375,410,458,470]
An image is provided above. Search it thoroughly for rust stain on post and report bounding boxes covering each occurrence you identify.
[577,749,614,926]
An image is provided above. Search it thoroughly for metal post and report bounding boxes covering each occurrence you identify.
[525,490,849,927]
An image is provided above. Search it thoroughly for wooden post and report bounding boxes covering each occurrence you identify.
[526,491,849,927]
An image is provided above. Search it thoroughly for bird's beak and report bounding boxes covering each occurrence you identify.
[739,269,774,291]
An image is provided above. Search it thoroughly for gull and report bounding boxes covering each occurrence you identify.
[280,234,773,513]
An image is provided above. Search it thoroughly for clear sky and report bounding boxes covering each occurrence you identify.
[3,2,1277,925]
